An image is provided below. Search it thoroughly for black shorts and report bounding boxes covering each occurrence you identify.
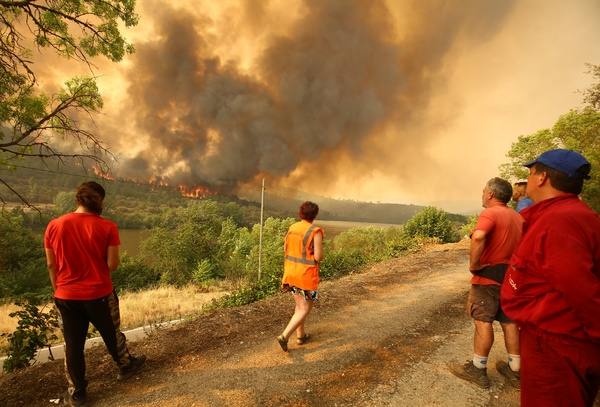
[467,284,512,323]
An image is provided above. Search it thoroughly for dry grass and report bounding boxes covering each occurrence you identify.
[0,286,226,352]
[0,303,22,344]
[117,285,226,330]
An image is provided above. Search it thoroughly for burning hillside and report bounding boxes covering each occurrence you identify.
[93,166,216,199]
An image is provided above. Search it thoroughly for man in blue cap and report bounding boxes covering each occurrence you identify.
[501,149,600,406]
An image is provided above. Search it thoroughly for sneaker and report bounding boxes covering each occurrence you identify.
[276,335,288,352]
[296,334,310,345]
[496,360,520,389]
[118,355,147,380]
[447,360,491,389]
[63,390,87,407]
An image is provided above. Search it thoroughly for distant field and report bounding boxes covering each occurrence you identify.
[315,219,401,238]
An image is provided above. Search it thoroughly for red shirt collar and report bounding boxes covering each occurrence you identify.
[520,194,579,223]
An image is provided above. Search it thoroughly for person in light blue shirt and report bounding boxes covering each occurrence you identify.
[513,180,534,212]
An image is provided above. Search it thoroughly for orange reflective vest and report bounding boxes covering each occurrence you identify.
[282,220,323,291]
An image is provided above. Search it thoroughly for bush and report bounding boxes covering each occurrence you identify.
[111,254,161,292]
[2,298,59,373]
[209,279,280,308]
[319,249,369,279]
[191,259,218,284]
[331,227,389,262]
[403,207,459,243]
[459,215,478,239]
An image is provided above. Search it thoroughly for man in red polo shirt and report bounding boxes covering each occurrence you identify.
[449,177,523,389]
[501,149,600,406]
[45,182,145,406]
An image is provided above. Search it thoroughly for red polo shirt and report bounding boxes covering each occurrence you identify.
[44,212,120,300]
[501,195,600,341]
[471,202,524,285]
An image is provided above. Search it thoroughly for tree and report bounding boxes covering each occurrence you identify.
[0,0,138,205]
[0,211,48,298]
[499,109,600,212]
[53,190,75,214]
[500,65,600,212]
[582,63,600,110]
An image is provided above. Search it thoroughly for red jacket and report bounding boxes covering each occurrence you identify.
[501,195,600,342]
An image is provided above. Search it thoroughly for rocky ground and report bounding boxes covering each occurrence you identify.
[1,242,528,406]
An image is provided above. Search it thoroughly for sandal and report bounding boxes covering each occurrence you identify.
[296,334,310,345]
[277,335,288,352]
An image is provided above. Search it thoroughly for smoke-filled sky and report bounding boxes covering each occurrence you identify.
[37,0,600,212]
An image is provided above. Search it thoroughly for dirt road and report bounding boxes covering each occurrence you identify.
[1,242,522,406]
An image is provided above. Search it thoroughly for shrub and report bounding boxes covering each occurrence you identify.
[191,259,218,284]
[403,207,458,243]
[2,298,59,372]
[331,227,389,262]
[111,254,161,292]
[209,279,280,308]
[319,249,369,279]
[459,215,478,239]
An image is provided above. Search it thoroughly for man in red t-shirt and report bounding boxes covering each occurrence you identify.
[449,177,523,389]
[501,149,600,407]
[45,182,145,406]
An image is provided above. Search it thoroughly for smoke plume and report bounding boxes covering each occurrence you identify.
[118,0,515,193]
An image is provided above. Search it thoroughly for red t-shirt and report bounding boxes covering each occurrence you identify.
[501,195,600,341]
[471,202,524,286]
[44,212,120,300]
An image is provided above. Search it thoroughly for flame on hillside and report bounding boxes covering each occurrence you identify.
[178,184,215,199]
[92,165,115,181]
[93,166,215,199]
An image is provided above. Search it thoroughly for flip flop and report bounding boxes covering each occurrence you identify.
[296,334,310,345]
[277,335,288,352]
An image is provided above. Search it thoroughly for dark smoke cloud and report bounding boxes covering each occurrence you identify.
[119,0,515,191]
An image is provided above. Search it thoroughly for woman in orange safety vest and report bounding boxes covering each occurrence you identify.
[277,201,324,352]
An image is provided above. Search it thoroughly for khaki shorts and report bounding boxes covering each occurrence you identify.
[467,284,512,323]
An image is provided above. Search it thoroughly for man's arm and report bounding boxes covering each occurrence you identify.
[107,245,120,272]
[313,231,323,262]
[469,229,487,271]
[45,248,57,291]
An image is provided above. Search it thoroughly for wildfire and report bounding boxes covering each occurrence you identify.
[91,166,215,199]
[177,184,215,199]
[148,175,170,187]
[92,165,115,181]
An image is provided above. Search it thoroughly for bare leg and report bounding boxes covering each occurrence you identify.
[281,294,313,340]
[296,322,305,339]
[474,320,494,357]
[500,322,520,355]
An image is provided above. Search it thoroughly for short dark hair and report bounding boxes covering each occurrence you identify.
[486,177,512,204]
[299,201,319,222]
[76,181,106,215]
[533,163,585,195]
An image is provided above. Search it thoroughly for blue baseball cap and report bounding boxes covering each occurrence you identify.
[524,149,591,179]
